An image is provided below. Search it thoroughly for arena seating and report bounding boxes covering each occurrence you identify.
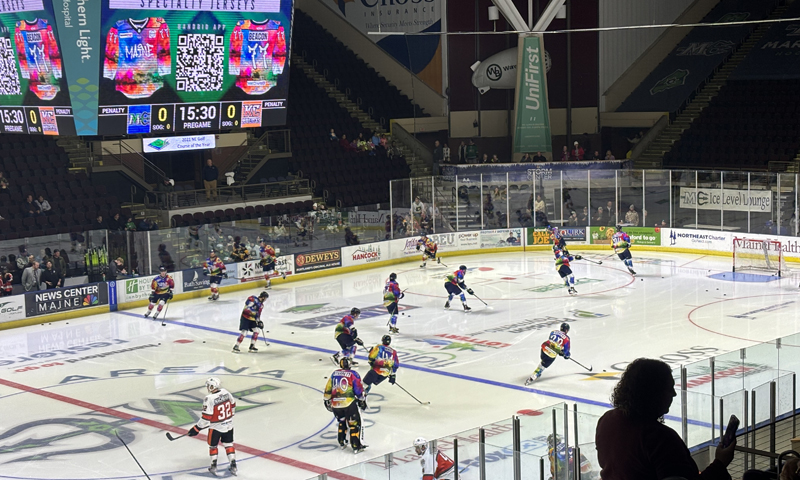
[663,79,800,170]
[0,137,127,240]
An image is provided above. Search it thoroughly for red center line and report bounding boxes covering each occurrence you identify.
[0,377,363,480]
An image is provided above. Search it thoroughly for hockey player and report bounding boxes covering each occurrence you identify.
[363,335,399,395]
[525,322,571,385]
[383,272,403,334]
[444,265,473,311]
[417,235,440,268]
[554,248,581,295]
[143,267,174,319]
[612,226,636,274]
[258,240,284,288]
[331,308,364,366]
[551,226,569,253]
[203,250,227,301]
[233,291,268,353]
[414,437,459,480]
[323,357,368,453]
[546,434,597,480]
[187,378,237,476]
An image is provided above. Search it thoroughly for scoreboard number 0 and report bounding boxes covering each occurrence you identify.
[227,105,236,119]
[158,107,168,123]
[29,109,38,125]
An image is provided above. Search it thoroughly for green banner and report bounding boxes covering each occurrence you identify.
[513,34,551,154]
[51,0,102,135]
[589,227,661,246]
[526,227,551,246]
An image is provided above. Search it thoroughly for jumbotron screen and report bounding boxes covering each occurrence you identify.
[96,0,293,135]
[0,1,77,135]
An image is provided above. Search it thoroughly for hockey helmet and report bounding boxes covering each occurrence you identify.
[560,322,570,333]
[382,334,392,346]
[258,291,269,300]
[205,377,221,393]
[547,433,562,448]
[459,265,467,271]
[389,272,397,281]
[339,357,352,370]
[209,250,217,258]
[413,437,428,455]
[615,225,623,232]
[350,307,361,317]
[158,266,167,275]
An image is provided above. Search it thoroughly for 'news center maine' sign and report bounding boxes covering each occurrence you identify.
[25,283,109,317]
[679,187,772,213]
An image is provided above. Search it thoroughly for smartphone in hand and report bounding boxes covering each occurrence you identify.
[721,415,740,448]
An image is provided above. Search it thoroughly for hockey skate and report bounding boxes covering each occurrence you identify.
[389,326,399,334]
[281,272,287,280]
[266,279,271,289]
[444,301,450,309]
[349,358,359,367]
[248,345,258,353]
[232,345,241,353]
[229,459,238,476]
[338,439,349,449]
[353,445,368,454]
[330,353,340,366]
[568,287,577,295]
[437,257,441,264]
[628,267,637,275]
[208,295,216,301]
[420,263,426,268]
[143,310,151,318]
[153,311,160,320]
[463,304,471,312]
[208,460,218,476]
[524,375,537,386]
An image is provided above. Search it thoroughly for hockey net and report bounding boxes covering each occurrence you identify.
[732,237,786,277]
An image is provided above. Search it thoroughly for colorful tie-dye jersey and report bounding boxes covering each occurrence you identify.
[150,275,174,294]
[103,17,171,99]
[417,236,437,253]
[612,231,631,250]
[554,251,573,270]
[368,344,399,377]
[203,257,225,276]
[446,270,465,286]
[323,368,365,409]
[241,295,263,322]
[260,245,276,266]
[334,314,355,339]
[383,279,401,306]
[14,19,62,100]
[228,19,286,95]
[541,330,570,359]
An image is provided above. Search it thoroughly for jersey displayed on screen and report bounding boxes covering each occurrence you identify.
[103,17,171,99]
[229,19,286,95]
[14,18,62,101]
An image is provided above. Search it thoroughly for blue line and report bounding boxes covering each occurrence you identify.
[117,312,713,427]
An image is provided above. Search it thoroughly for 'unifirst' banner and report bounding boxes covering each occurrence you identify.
[513,34,551,155]
[678,187,772,213]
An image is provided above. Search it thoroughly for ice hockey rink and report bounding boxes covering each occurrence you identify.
[1,249,799,480]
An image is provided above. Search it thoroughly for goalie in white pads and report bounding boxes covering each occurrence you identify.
[187,377,237,476]
[414,437,459,479]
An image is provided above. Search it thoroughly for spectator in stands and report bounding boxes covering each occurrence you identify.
[295,218,309,247]
[534,194,548,226]
[329,128,338,141]
[107,257,127,281]
[106,213,122,231]
[480,153,489,164]
[560,146,569,161]
[568,210,579,226]
[520,153,532,162]
[483,194,495,226]
[22,261,40,292]
[563,196,574,215]
[490,154,500,163]
[339,134,353,152]
[138,218,153,231]
[457,141,467,164]
[41,261,59,290]
[412,196,425,221]
[627,130,644,149]
[35,195,51,215]
[571,141,584,161]
[0,270,12,296]
[593,206,606,225]
[605,150,616,160]
[93,215,106,230]
[458,185,471,207]
[625,205,640,226]
[606,201,619,226]
[125,217,137,231]
[387,141,401,158]
[22,194,42,217]
[596,358,736,479]
[579,206,589,225]
[0,171,8,190]
[52,250,66,287]
[442,143,451,164]
[157,178,175,208]
[593,150,602,160]
[533,151,547,163]
[516,208,532,227]
[465,139,478,164]
[203,160,219,201]
[433,140,443,167]
[419,211,432,234]
[157,244,175,272]
[345,227,359,246]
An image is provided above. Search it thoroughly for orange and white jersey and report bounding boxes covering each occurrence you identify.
[196,388,236,433]
[421,447,457,480]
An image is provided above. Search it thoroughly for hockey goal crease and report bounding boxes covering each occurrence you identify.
[732,237,786,277]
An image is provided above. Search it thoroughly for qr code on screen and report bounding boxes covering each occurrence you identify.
[0,36,21,96]
[176,34,224,92]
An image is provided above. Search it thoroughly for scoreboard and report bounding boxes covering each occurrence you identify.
[0,0,293,135]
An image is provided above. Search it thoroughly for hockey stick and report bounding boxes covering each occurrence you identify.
[471,292,489,307]
[569,357,593,372]
[160,299,170,326]
[394,381,430,405]
[115,430,151,479]
[165,426,206,441]
[259,327,270,347]
[580,257,603,265]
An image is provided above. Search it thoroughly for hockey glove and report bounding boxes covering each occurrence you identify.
[257,320,265,329]
[324,400,333,412]
[350,328,358,339]
[399,292,405,299]
[354,338,364,347]
[167,291,174,300]
[203,269,209,276]
[467,288,474,295]
[357,399,368,410]
[389,374,396,385]
[223,273,229,279]
[575,255,582,260]
[564,354,570,360]
[188,426,201,437]
[416,245,420,250]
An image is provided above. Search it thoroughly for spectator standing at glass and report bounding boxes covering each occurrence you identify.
[52,250,67,286]
[465,139,478,164]
[571,141,584,161]
[605,150,616,160]
[22,261,40,292]
[203,159,219,201]
[41,261,59,289]
[625,205,640,226]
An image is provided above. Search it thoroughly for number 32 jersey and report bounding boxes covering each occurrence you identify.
[197,388,236,433]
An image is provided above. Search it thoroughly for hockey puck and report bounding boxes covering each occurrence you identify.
[401,313,405,316]
[603,370,607,372]
[203,341,206,343]
[291,332,294,334]
[640,279,643,281]
[319,359,322,361]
